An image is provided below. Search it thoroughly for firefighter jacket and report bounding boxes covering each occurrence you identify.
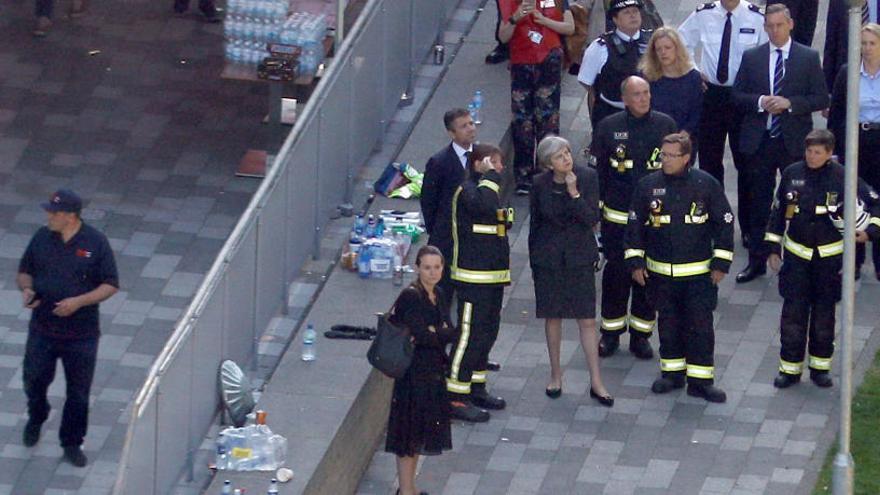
[450,169,513,286]
[764,160,880,261]
[624,168,735,278]
[592,109,678,232]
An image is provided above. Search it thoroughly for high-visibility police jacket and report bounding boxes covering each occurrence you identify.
[591,109,678,232]
[624,168,735,278]
[764,160,880,261]
[450,170,512,286]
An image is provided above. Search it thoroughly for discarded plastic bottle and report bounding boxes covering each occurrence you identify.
[354,214,365,236]
[267,478,279,495]
[375,217,386,238]
[472,90,483,125]
[222,480,232,495]
[365,214,377,238]
[301,324,316,361]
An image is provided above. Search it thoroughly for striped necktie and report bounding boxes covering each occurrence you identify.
[864,0,870,25]
[770,48,785,139]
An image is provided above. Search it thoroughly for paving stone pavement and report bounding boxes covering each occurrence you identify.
[356,1,880,494]
[0,0,271,492]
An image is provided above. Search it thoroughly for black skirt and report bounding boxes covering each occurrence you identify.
[384,347,452,457]
[533,265,596,319]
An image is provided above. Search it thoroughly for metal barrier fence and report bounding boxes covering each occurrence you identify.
[112,0,459,492]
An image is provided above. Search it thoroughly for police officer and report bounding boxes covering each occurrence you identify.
[625,132,734,403]
[764,130,880,389]
[578,0,652,129]
[446,144,512,422]
[678,0,766,194]
[591,76,677,359]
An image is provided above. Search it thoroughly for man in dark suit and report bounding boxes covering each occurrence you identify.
[824,0,878,91]
[420,108,476,308]
[732,3,828,283]
[766,0,818,46]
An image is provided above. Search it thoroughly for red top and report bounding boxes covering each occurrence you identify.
[500,0,567,65]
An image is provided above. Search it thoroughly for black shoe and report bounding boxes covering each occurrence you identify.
[515,182,531,196]
[810,370,833,388]
[735,262,766,284]
[686,384,727,403]
[63,446,88,467]
[875,270,880,281]
[855,269,862,281]
[598,334,619,357]
[471,387,506,410]
[486,361,501,372]
[651,375,685,394]
[741,234,751,250]
[449,398,490,422]
[773,372,801,389]
[545,386,562,399]
[484,44,509,64]
[22,420,41,447]
[589,388,614,407]
[628,335,653,360]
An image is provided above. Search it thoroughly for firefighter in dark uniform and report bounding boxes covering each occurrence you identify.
[625,132,734,403]
[578,0,653,129]
[591,76,677,359]
[764,130,880,389]
[447,144,513,423]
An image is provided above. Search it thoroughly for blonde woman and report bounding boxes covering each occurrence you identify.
[639,27,703,140]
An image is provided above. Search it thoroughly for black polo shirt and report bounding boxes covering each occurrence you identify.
[19,223,119,340]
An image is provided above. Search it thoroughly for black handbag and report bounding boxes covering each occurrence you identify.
[367,306,413,379]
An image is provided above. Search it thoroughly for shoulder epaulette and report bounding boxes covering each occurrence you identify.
[748,3,764,15]
[640,28,654,37]
[696,2,715,12]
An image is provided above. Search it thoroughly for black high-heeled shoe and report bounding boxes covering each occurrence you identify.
[589,388,614,407]
[545,386,562,399]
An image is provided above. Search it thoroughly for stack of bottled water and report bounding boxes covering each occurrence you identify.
[278,12,327,77]
[215,423,288,471]
[224,0,288,66]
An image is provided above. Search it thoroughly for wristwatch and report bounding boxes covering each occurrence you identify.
[508,14,519,23]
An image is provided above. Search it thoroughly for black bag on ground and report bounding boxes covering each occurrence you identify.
[367,309,413,379]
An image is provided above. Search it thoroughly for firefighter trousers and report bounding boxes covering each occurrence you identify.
[649,276,718,386]
[447,285,504,396]
[600,250,655,338]
[777,256,840,375]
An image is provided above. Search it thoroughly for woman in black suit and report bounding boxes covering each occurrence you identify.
[528,135,612,406]
[828,23,880,279]
[385,245,455,495]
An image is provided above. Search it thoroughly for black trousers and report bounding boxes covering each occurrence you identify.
[698,84,744,190]
[600,226,655,338]
[778,255,840,374]
[742,134,799,261]
[173,0,215,14]
[492,0,506,49]
[447,285,503,395]
[23,332,98,447]
[766,0,818,47]
[435,243,456,311]
[853,129,880,271]
[649,276,718,386]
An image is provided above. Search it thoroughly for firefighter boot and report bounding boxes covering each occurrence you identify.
[773,372,801,389]
[470,383,506,410]
[687,383,727,403]
[651,374,685,394]
[810,370,833,388]
[449,394,490,423]
[598,334,620,357]
[628,335,654,360]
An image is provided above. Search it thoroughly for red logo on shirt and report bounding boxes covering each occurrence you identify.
[76,249,92,258]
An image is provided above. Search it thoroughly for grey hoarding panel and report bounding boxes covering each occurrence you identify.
[224,224,258,365]
[286,124,319,268]
[382,0,411,123]
[349,22,384,161]
[189,281,226,450]
[154,337,194,495]
[255,182,288,329]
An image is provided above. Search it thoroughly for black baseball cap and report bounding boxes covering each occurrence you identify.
[41,189,82,213]
[609,0,643,15]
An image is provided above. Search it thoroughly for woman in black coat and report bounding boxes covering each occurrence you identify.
[385,245,455,495]
[528,135,613,406]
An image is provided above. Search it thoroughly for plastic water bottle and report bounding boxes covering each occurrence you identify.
[301,324,316,361]
[472,90,483,125]
[354,214,365,236]
[222,480,233,495]
[358,245,372,279]
[267,478,279,495]
[365,214,376,238]
[468,102,477,123]
[375,217,386,238]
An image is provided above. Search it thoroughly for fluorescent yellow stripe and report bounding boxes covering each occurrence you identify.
[471,370,488,383]
[764,232,783,244]
[809,355,832,371]
[815,205,828,214]
[817,241,843,257]
[451,267,511,284]
[713,249,734,261]
[625,249,645,259]
[477,179,500,193]
[870,217,880,228]
[601,316,627,331]
[646,258,711,277]
[684,214,709,224]
[653,215,671,224]
[602,206,629,225]
[448,302,472,391]
[686,364,714,379]
[660,358,686,372]
[472,224,498,234]
[610,158,634,170]
[628,315,655,333]
[783,235,814,260]
[779,359,803,375]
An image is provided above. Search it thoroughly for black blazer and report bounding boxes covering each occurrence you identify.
[733,41,829,157]
[823,0,849,91]
[528,165,600,270]
[420,144,465,256]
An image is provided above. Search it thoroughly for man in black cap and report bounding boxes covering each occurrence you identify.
[17,189,119,467]
[578,0,652,129]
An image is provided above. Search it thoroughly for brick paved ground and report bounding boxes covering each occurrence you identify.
[355,1,880,494]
